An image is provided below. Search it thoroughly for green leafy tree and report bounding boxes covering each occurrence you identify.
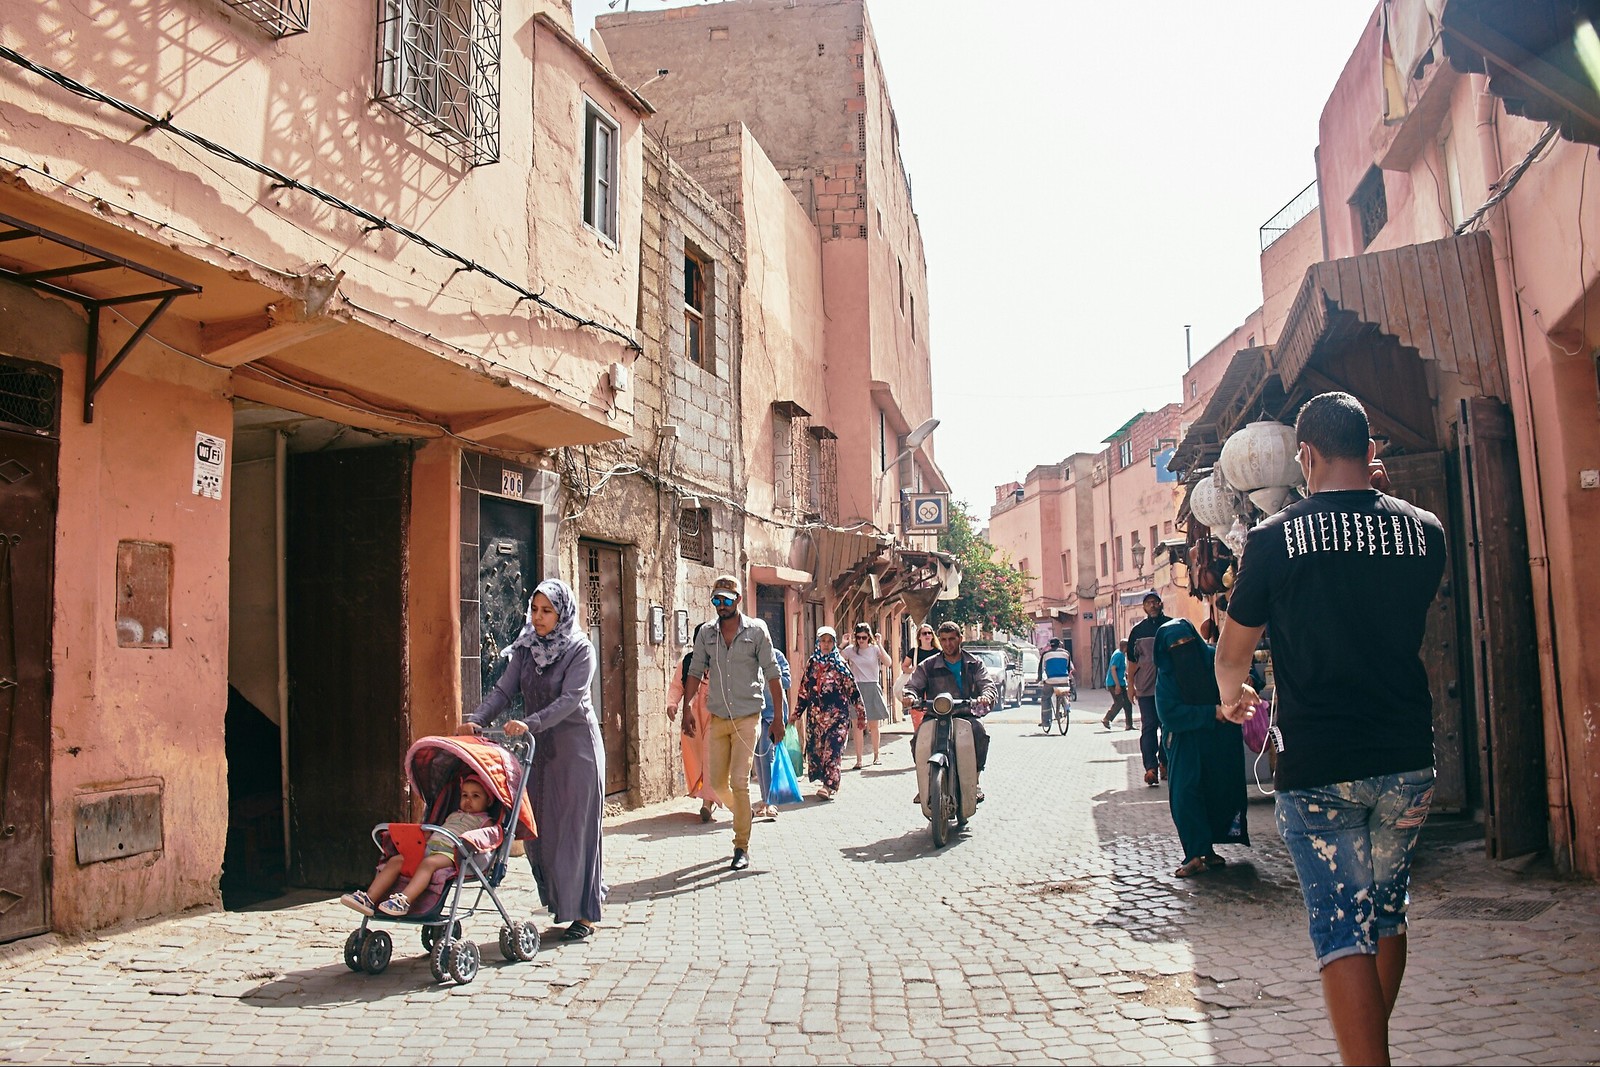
[930,501,1033,635]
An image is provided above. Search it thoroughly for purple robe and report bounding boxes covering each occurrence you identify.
[471,640,606,924]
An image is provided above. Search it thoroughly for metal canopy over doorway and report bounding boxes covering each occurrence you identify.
[0,211,200,423]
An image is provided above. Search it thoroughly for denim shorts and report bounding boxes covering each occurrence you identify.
[1274,768,1435,968]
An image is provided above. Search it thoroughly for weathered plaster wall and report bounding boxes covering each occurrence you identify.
[11,293,235,932]
[1260,207,1322,343]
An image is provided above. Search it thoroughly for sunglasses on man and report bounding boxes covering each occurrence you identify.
[711,594,738,606]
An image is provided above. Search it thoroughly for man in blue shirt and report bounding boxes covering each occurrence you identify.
[1101,639,1133,730]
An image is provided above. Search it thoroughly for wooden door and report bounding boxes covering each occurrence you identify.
[0,427,56,942]
[1383,451,1466,812]
[476,496,541,726]
[285,446,410,888]
[1455,398,1546,857]
[754,585,787,660]
[579,541,628,796]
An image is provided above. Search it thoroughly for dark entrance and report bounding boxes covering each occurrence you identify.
[0,409,58,943]
[754,585,787,659]
[475,496,542,726]
[1382,451,1467,813]
[580,540,629,796]
[285,446,411,888]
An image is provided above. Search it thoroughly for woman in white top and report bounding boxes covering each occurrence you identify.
[841,623,893,768]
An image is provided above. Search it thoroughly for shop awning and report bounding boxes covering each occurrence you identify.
[1442,0,1600,147]
[1274,231,1508,405]
[1167,347,1275,478]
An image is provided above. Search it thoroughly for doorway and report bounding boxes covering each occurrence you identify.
[0,381,59,942]
[475,495,542,726]
[579,540,629,796]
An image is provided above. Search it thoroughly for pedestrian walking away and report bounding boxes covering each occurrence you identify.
[753,648,792,820]
[1125,592,1171,786]
[1151,617,1248,877]
[1101,639,1134,730]
[1217,391,1447,1067]
[667,620,721,823]
[463,578,607,943]
[842,623,892,767]
[795,626,864,800]
[679,574,787,871]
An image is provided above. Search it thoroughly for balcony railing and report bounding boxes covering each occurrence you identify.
[1259,179,1318,252]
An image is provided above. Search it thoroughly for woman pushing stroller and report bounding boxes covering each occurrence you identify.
[459,578,608,943]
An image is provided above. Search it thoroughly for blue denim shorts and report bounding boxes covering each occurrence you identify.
[1274,768,1435,968]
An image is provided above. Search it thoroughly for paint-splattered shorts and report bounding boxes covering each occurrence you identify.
[1275,767,1435,969]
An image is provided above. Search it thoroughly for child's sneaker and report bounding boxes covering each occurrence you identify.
[340,890,376,916]
[377,893,411,917]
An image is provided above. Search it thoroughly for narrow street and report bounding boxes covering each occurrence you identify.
[3,705,1596,1066]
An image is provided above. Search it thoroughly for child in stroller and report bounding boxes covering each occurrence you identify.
[341,777,498,917]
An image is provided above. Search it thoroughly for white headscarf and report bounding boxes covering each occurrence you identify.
[501,578,584,674]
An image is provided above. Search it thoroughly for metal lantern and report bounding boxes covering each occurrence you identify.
[1218,420,1301,493]
[1189,472,1237,530]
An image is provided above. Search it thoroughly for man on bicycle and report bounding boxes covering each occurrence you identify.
[900,622,999,801]
[1038,638,1074,732]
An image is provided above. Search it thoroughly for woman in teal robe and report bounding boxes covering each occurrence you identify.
[1153,617,1249,877]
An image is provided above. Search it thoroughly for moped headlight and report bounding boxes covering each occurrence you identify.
[932,693,954,714]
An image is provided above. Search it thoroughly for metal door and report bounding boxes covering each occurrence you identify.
[1455,398,1545,857]
[477,496,541,726]
[285,446,410,888]
[754,585,787,659]
[0,427,56,942]
[1383,452,1466,812]
[579,541,628,795]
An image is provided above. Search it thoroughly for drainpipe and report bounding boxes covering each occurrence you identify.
[1474,87,1573,868]
[275,430,291,872]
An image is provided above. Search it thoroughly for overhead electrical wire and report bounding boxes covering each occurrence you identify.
[0,43,642,353]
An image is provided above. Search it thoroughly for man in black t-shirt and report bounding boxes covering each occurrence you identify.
[1216,392,1445,1067]
[1125,593,1170,786]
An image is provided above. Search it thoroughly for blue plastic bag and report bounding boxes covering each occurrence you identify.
[769,736,803,805]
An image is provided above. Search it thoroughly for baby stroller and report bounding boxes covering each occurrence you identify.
[342,731,539,985]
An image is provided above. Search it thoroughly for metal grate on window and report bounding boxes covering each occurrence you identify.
[586,547,602,627]
[217,0,311,37]
[678,507,712,564]
[376,0,501,166]
[0,361,60,436]
[1352,166,1387,249]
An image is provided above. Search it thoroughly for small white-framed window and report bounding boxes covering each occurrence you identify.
[684,245,711,370]
[583,101,619,242]
[1118,438,1133,468]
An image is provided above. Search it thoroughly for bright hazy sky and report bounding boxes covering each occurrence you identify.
[572,0,1378,515]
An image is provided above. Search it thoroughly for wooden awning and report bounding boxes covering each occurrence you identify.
[1167,347,1277,478]
[1442,0,1600,147]
[1274,232,1508,401]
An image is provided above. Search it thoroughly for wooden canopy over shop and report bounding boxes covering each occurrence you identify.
[1166,346,1277,478]
[1275,231,1509,403]
[1443,0,1600,147]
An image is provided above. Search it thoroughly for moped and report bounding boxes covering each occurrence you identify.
[911,693,981,848]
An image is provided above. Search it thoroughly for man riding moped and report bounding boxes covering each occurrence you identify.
[900,622,998,805]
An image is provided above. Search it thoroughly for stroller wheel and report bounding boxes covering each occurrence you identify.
[447,939,481,985]
[359,929,392,975]
[342,929,368,972]
[428,938,449,983]
[500,921,540,962]
[420,920,462,953]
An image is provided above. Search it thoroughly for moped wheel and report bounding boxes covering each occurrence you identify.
[928,764,950,848]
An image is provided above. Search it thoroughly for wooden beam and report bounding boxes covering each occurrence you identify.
[201,311,342,368]
[450,404,553,439]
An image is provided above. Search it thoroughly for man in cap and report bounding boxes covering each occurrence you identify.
[678,574,786,871]
[1125,591,1171,787]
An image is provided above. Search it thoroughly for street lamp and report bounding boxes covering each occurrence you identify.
[873,417,940,534]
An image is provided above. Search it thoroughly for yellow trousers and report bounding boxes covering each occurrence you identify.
[707,714,759,851]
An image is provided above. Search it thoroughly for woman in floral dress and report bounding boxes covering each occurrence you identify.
[797,626,864,800]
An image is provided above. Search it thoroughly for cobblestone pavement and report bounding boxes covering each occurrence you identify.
[3,705,1599,1065]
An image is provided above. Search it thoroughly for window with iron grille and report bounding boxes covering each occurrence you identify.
[584,102,620,242]
[376,0,501,167]
[1351,165,1387,249]
[218,0,310,36]
[813,429,838,524]
[679,507,712,564]
[773,409,794,510]
[0,360,60,436]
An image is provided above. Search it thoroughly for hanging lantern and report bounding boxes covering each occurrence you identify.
[1223,517,1250,557]
[1247,485,1297,515]
[1188,473,1237,531]
[1218,420,1302,493]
